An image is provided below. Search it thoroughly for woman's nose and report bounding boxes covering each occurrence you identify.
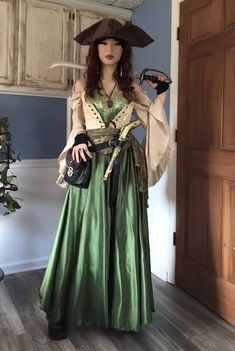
[107,43,114,52]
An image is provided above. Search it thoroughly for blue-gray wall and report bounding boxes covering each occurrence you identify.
[132,0,172,142]
[0,95,66,159]
[132,0,172,110]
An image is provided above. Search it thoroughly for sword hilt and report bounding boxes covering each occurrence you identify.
[103,120,142,181]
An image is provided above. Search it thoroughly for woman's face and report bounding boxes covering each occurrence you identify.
[97,38,123,66]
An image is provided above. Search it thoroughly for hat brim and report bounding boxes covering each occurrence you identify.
[113,23,154,48]
[74,20,154,48]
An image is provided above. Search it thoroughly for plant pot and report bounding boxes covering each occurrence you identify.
[0,268,4,281]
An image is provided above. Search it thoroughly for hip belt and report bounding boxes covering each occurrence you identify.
[88,138,131,153]
[86,127,148,195]
[87,128,131,155]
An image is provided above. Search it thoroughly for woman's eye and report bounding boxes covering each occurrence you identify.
[100,41,107,45]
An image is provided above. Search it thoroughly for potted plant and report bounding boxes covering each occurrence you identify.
[0,117,21,281]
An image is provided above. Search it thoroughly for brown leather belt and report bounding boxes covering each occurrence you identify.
[88,138,131,153]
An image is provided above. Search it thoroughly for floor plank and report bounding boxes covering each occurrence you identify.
[0,333,37,351]
[1,269,235,351]
[0,283,25,338]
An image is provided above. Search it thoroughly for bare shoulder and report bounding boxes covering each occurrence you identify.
[132,82,145,100]
[132,82,142,93]
[132,82,146,96]
[74,79,86,94]
[132,82,150,106]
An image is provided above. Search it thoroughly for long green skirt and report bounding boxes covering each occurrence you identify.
[40,148,154,331]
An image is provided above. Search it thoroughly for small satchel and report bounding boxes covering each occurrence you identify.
[64,149,91,189]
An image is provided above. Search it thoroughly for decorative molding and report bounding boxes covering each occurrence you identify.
[11,159,58,169]
[44,0,132,19]
[0,84,71,98]
[1,257,49,276]
[83,0,143,10]
[2,257,162,278]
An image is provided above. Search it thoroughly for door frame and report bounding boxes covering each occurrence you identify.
[170,0,184,130]
[166,0,184,284]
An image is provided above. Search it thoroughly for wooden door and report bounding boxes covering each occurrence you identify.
[177,0,235,325]
[18,0,70,89]
[0,0,15,85]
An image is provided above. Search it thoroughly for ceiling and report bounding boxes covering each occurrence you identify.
[92,0,145,10]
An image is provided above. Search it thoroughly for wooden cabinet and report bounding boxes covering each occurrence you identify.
[18,0,70,89]
[0,0,15,85]
[77,11,103,65]
[72,10,103,82]
[0,0,127,95]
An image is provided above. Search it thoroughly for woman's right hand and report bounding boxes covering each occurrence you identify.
[72,144,93,163]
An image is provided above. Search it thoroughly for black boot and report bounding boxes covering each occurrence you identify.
[48,321,68,340]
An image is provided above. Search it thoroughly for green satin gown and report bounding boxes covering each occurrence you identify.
[40,90,155,332]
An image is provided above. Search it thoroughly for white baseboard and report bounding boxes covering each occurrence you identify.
[152,265,168,282]
[2,256,168,283]
[11,159,58,169]
[1,257,49,276]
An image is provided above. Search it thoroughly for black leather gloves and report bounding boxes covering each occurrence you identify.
[73,133,89,146]
[155,81,170,95]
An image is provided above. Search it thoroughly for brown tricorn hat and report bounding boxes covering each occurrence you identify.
[74,18,154,48]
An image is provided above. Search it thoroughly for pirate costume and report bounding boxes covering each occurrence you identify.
[39,18,173,339]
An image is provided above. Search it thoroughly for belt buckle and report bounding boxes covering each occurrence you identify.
[108,139,117,148]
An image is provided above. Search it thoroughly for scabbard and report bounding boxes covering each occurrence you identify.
[103,120,142,181]
[103,147,121,181]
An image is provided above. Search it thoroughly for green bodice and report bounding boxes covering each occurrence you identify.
[89,90,127,124]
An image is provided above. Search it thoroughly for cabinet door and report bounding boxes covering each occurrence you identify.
[73,10,103,82]
[105,15,126,24]
[0,0,15,85]
[18,0,70,89]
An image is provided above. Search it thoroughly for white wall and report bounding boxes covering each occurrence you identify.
[148,169,176,282]
[0,160,64,274]
[150,0,182,284]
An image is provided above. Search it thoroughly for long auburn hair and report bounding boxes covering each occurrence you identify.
[84,38,134,102]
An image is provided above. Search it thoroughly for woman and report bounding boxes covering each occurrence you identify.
[40,18,173,340]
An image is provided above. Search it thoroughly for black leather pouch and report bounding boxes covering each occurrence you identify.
[64,149,91,189]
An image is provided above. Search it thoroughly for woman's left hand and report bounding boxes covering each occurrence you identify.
[146,75,169,95]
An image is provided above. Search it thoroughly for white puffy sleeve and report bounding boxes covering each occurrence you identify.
[56,81,86,188]
[133,83,174,187]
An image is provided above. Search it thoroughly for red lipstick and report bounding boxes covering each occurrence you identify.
[105,54,114,60]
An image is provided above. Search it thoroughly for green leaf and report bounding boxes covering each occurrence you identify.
[0,117,21,216]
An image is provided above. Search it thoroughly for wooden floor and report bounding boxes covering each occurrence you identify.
[1,270,235,351]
